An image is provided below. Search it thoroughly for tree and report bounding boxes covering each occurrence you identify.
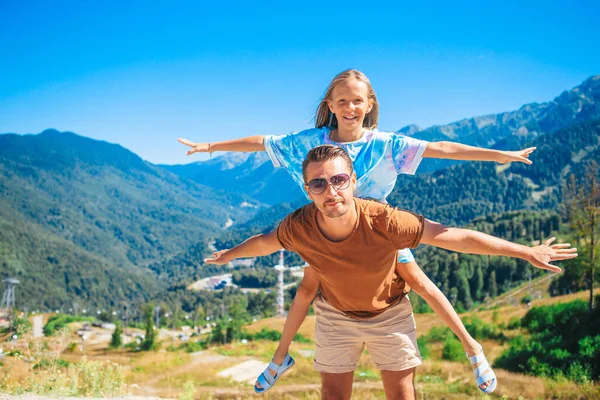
[141,303,156,351]
[487,270,498,298]
[455,269,473,310]
[211,320,226,345]
[564,161,600,312]
[110,321,123,349]
[470,263,485,302]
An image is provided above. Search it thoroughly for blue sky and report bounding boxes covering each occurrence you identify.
[1,1,598,164]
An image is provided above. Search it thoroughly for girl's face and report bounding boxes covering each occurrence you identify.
[327,79,373,130]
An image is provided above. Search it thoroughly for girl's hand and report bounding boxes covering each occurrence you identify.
[178,137,210,156]
[498,147,536,164]
[204,250,232,265]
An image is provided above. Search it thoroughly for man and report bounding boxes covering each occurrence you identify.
[205,145,576,399]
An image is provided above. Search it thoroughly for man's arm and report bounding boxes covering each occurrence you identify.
[419,219,578,272]
[178,136,266,156]
[423,141,536,164]
[204,229,282,264]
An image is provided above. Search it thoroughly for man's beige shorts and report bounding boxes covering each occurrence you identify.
[312,295,422,373]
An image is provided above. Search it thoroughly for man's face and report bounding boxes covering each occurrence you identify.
[304,157,356,218]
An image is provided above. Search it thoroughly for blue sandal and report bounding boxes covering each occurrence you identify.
[254,353,295,393]
[467,345,497,394]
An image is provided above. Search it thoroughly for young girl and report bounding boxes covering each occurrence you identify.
[179,69,535,393]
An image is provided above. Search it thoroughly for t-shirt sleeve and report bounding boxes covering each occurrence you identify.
[391,134,428,175]
[264,129,321,192]
[264,134,290,169]
[387,208,425,249]
[276,213,298,253]
[264,129,317,170]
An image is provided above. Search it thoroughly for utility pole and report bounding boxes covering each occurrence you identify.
[274,250,286,317]
[1,278,20,325]
[154,306,161,329]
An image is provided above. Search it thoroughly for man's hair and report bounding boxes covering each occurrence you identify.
[302,145,354,182]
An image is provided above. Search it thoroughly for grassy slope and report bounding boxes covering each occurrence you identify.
[1,289,599,399]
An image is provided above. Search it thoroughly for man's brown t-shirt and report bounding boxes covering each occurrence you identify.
[277,198,425,319]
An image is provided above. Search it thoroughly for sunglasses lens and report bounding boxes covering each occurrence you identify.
[309,179,327,194]
[330,174,349,186]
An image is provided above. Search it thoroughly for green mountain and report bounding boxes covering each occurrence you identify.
[0,129,261,309]
[0,211,158,309]
[162,152,304,205]
[388,119,600,226]
[412,75,600,173]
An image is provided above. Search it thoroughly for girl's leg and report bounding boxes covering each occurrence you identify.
[396,258,493,390]
[256,266,320,389]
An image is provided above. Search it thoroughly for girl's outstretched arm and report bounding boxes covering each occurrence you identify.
[178,135,265,156]
[423,142,536,164]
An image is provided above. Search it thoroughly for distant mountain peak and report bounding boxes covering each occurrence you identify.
[40,128,62,136]
[1,129,154,175]
[396,124,422,136]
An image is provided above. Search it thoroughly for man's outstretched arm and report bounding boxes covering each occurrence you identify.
[419,219,578,272]
[204,229,282,264]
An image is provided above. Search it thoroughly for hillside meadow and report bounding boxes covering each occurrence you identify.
[1,289,598,399]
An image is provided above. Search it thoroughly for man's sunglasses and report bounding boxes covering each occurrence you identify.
[306,173,351,195]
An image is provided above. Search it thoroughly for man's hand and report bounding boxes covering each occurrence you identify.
[204,249,233,265]
[178,137,209,156]
[527,237,578,273]
[497,147,536,164]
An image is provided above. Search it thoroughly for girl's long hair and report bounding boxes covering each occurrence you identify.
[315,69,379,130]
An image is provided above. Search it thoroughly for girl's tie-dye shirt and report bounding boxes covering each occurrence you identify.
[264,127,428,263]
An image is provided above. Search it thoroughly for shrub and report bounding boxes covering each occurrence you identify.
[65,342,79,353]
[242,327,311,344]
[441,336,465,362]
[495,300,600,382]
[417,337,430,360]
[33,358,70,370]
[462,315,506,341]
[507,316,521,330]
[109,321,122,349]
[422,326,452,342]
[43,315,93,336]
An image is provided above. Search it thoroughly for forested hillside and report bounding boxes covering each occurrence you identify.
[0,129,261,309]
[388,119,600,225]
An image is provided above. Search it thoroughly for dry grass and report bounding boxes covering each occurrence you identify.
[2,291,599,399]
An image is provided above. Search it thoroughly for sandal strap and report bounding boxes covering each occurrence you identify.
[474,360,490,377]
[268,353,292,371]
[483,377,498,393]
[282,354,292,368]
[257,371,274,390]
[476,371,496,386]
[468,351,485,364]
[262,367,276,385]
[268,360,281,371]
